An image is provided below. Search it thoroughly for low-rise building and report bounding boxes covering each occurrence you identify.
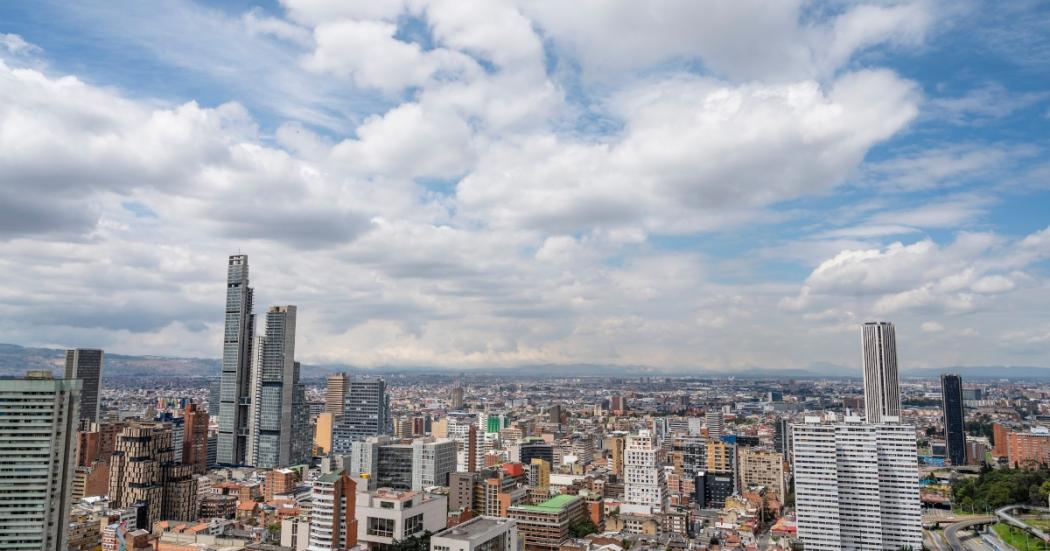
[356,489,448,549]
[431,516,520,551]
[508,495,586,551]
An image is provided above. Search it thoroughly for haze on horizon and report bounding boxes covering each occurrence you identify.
[0,0,1048,372]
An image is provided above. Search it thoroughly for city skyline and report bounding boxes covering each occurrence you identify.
[0,2,1048,373]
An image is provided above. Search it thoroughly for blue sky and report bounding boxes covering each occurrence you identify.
[0,0,1048,372]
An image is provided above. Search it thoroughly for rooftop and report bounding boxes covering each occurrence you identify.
[433,516,515,542]
[510,494,580,514]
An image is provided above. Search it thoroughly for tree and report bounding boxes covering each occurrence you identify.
[569,518,599,538]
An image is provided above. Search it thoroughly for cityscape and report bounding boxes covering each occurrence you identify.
[1,2,1049,551]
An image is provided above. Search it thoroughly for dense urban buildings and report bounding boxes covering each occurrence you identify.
[65,348,103,426]
[861,321,901,424]
[218,254,255,466]
[0,371,81,551]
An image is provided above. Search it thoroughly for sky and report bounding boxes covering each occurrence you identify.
[0,0,1048,373]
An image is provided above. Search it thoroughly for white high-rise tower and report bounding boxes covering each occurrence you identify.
[792,417,922,551]
[862,322,900,424]
[621,430,667,515]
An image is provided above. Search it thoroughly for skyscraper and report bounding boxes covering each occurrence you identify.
[218,254,255,466]
[792,418,922,551]
[941,373,966,466]
[247,305,310,468]
[108,422,198,527]
[65,348,103,425]
[862,321,901,424]
[326,373,348,417]
[0,371,80,551]
[332,378,389,451]
[450,384,464,410]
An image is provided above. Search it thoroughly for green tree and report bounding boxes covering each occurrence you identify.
[569,518,599,538]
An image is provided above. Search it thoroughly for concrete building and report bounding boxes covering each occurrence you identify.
[792,418,922,551]
[349,436,456,491]
[0,371,80,551]
[608,434,626,476]
[527,459,550,489]
[355,489,447,550]
[308,470,358,551]
[281,517,311,550]
[183,402,210,474]
[737,448,785,502]
[431,516,519,551]
[622,430,667,515]
[862,322,901,424]
[315,412,335,455]
[508,495,586,551]
[218,254,256,466]
[326,373,349,417]
[65,348,103,426]
[108,422,198,527]
[941,373,966,466]
[704,411,723,440]
[248,305,312,468]
[1006,427,1050,467]
[414,437,457,490]
[450,385,465,410]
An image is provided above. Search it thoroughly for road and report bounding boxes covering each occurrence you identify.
[945,516,996,550]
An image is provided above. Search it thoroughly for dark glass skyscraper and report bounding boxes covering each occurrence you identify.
[218,254,255,466]
[941,373,966,466]
[65,348,103,425]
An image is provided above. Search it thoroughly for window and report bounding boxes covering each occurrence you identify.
[404,513,424,536]
[367,517,395,538]
[380,501,394,509]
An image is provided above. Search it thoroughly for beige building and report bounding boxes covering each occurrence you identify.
[315,412,335,454]
[108,422,198,526]
[737,448,785,502]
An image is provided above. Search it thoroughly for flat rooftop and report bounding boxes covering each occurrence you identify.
[434,517,514,542]
[509,494,580,514]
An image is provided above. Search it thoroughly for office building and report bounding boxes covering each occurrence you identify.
[332,378,389,453]
[218,254,256,466]
[208,378,221,417]
[941,373,966,466]
[355,489,447,550]
[0,371,80,551]
[737,448,785,502]
[609,434,626,476]
[705,411,723,439]
[308,469,358,551]
[519,440,554,468]
[862,321,901,424]
[792,418,922,551]
[622,430,667,515]
[431,516,519,551]
[316,412,336,455]
[528,458,550,489]
[65,348,103,425]
[349,436,456,491]
[326,373,348,417]
[413,437,457,490]
[694,471,735,509]
[183,403,209,474]
[509,495,587,551]
[773,417,791,456]
[108,422,198,527]
[705,440,735,477]
[248,305,311,468]
[610,395,626,415]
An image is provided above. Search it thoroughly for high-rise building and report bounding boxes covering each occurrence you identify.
[792,418,922,551]
[326,373,348,417]
[737,448,785,502]
[316,412,336,455]
[519,440,554,468]
[0,371,80,551]
[348,436,456,491]
[941,373,966,466]
[705,411,723,439]
[247,305,311,468]
[307,469,358,551]
[207,378,221,417]
[622,430,667,515]
[218,254,255,466]
[413,437,457,490]
[773,417,792,457]
[862,322,901,424]
[609,434,626,476]
[183,403,209,474]
[66,348,103,425]
[450,384,465,410]
[610,395,626,415]
[108,422,198,527]
[332,378,389,452]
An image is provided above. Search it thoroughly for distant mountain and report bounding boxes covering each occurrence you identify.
[1,342,1047,380]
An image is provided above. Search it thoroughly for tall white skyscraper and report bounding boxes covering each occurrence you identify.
[862,321,900,424]
[0,371,81,551]
[792,418,922,551]
[248,305,311,468]
[622,430,667,515]
[218,254,255,465]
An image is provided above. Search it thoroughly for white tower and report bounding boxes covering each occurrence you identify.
[862,322,900,424]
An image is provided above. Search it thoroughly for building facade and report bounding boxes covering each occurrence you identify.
[326,373,349,417]
[431,516,519,551]
[355,490,447,550]
[218,254,256,466]
[941,373,966,466]
[737,448,785,502]
[332,379,389,453]
[65,348,103,426]
[0,371,80,551]
[308,470,358,551]
[622,430,667,515]
[792,418,922,551]
[108,422,198,527]
[183,402,210,474]
[862,322,901,424]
